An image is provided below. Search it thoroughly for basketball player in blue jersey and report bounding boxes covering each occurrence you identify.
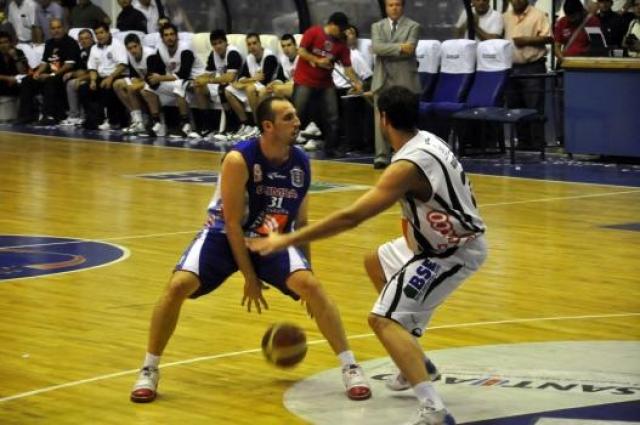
[249,86,487,425]
[130,96,371,404]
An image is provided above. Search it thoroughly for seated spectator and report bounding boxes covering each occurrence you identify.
[258,33,297,100]
[223,33,279,140]
[116,0,147,33]
[331,24,373,154]
[17,18,80,124]
[133,0,163,35]
[8,0,37,43]
[596,0,626,46]
[554,0,601,61]
[113,32,154,133]
[59,27,94,126]
[69,0,110,30]
[36,0,64,40]
[623,0,640,56]
[78,23,127,130]
[191,29,243,137]
[0,30,28,96]
[16,25,45,69]
[141,23,203,137]
[455,0,504,40]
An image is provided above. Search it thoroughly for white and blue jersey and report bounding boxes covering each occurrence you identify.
[176,138,311,300]
[206,138,311,236]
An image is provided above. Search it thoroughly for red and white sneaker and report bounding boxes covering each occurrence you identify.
[342,364,372,400]
[130,366,159,403]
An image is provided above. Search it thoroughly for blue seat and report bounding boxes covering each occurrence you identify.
[419,39,476,118]
[416,40,441,102]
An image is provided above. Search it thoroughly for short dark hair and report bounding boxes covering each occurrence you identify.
[328,11,350,31]
[563,0,585,15]
[124,33,141,46]
[281,33,296,45]
[256,96,289,132]
[210,29,227,43]
[377,86,419,132]
[347,24,359,38]
[78,28,93,39]
[161,23,178,36]
[246,32,260,42]
[94,22,110,33]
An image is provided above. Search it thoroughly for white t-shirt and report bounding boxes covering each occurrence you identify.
[456,8,504,40]
[332,48,372,89]
[87,37,128,77]
[133,0,160,34]
[8,0,37,42]
[16,42,44,69]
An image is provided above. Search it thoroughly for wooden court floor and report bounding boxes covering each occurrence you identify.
[1,133,639,424]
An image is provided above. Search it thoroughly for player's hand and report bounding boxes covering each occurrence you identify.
[100,76,113,89]
[241,277,269,314]
[246,233,290,256]
[148,73,162,85]
[89,80,97,91]
[350,81,363,94]
[194,74,209,87]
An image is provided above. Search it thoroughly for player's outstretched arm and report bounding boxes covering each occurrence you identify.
[247,161,419,255]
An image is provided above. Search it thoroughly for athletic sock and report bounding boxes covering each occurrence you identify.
[413,381,444,410]
[131,110,142,123]
[337,350,356,368]
[143,352,160,369]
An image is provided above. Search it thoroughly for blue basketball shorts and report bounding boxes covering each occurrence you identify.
[175,230,310,299]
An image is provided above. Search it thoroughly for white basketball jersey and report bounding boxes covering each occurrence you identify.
[393,131,486,257]
[128,46,155,78]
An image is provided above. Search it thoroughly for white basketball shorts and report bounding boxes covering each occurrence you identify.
[372,235,487,337]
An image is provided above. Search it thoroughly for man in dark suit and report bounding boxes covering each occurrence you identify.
[371,0,421,169]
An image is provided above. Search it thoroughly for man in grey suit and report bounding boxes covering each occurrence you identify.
[371,0,421,169]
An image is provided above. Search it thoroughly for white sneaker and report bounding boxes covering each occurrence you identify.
[342,364,372,400]
[98,120,111,131]
[59,117,83,126]
[130,366,159,403]
[301,121,322,137]
[129,121,146,134]
[386,359,441,391]
[151,122,166,137]
[404,402,452,425]
[303,139,320,151]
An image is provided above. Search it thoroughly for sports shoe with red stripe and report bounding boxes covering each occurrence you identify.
[130,366,159,403]
[342,364,372,400]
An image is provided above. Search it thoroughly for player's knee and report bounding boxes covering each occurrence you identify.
[166,272,199,300]
[367,313,388,333]
[289,273,323,301]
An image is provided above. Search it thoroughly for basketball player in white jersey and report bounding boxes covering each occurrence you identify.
[258,33,298,101]
[249,85,487,425]
[113,33,155,134]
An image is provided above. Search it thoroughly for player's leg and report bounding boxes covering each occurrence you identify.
[364,249,386,293]
[131,231,237,403]
[256,246,371,400]
[286,270,372,401]
[113,78,133,110]
[224,86,251,135]
[246,83,260,122]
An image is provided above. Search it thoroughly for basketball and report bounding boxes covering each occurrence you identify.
[261,322,307,368]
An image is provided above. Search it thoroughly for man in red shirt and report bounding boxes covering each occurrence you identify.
[293,12,362,158]
[554,0,601,60]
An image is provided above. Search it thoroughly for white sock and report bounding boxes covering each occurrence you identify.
[337,350,357,368]
[413,381,445,410]
[143,352,161,369]
[131,110,143,123]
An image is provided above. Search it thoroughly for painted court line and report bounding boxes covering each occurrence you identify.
[0,312,638,404]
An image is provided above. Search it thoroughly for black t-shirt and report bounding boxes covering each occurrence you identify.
[116,6,148,34]
[0,48,27,76]
[238,54,278,84]
[78,46,92,70]
[205,49,242,74]
[41,35,81,72]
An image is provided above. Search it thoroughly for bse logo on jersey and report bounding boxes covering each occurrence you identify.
[403,258,441,300]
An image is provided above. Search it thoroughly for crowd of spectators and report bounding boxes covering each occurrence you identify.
[0,0,638,163]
